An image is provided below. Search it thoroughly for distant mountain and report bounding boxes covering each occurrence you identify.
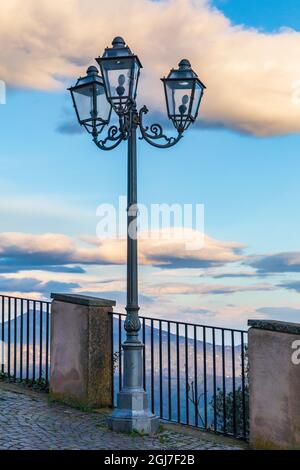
[1,310,48,344]
[1,311,245,380]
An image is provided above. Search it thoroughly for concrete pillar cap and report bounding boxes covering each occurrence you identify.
[51,293,116,307]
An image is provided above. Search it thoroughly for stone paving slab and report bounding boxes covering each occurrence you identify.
[0,384,247,450]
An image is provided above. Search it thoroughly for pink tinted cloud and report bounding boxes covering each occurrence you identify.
[143,281,274,296]
[0,0,299,135]
[0,230,244,271]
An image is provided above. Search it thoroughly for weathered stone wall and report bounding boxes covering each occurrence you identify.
[248,320,300,450]
[50,293,115,409]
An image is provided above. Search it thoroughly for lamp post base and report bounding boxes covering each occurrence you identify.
[107,403,159,434]
[107,341,159,434]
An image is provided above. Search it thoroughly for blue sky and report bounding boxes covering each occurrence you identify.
[2,88,300,252]
[0,0,300,329]
[213,0,300,32]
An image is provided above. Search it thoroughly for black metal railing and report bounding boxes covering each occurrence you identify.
[0,295,51,386]
[111,313,249,439]
[0,294,249,439]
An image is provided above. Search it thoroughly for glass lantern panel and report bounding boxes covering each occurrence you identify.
[95,83,111,122]
[130,60,140,100]
[191,82,204,119]
[165,80,193,117]
[102,58,133,100]
[72,84,94,123]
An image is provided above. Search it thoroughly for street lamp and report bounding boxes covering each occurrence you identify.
[69,65,112,136]
[69,37,206,434]
[162,58,205,132]
[98,36,142,115]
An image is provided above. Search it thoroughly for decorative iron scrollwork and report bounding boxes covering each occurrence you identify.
[93,124,125,151]
[138,106,183,149]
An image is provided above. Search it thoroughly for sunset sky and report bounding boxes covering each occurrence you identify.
[0,0,300,329]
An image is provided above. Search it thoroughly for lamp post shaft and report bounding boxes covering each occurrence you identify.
[123,111,143,391]
[107,112,158,433]
[125,113,140,340]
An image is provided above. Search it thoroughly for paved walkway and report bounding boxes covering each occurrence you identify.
[0,384,246,450]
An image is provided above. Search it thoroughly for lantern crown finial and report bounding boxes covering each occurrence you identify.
[178,59,191,70]
[112,36,126,48]
[86,65,99,76]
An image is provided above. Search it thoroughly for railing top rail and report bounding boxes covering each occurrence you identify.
[111,311,248,334]
[0,293,51,305]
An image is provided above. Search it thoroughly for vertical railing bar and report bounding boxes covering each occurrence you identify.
[203,326,207,428]
[185,324,189,425]
[167,321,171,421]
[159,320,163,418]
[151,319,154,414]
[45,302,50,384]
[26,300,30,382]
[142,317,146,391]
[212,328,217,432]
[8,297,11,379]
[176,323,180,423]
[231,330,236,436]
[1,296,4,374]
[39,301,43,381]
[118,315,122,391]
[14,298,17,381]
[111,313,114,407]
[241,332,247,439]
[222,329,226,434]
[194,325,198,427]
[32,301,36,382]
[20,299,24,381]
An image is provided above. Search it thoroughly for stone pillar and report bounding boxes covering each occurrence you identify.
[50,293,115,409]
[248,319,300,450]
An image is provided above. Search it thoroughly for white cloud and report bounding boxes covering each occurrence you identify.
[0,229,244,271]
[0,0,299,135]
[143,281,274,296]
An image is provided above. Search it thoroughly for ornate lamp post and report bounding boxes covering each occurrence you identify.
[69,37,206,433]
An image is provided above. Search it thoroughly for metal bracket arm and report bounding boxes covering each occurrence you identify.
[138,106,183,149]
